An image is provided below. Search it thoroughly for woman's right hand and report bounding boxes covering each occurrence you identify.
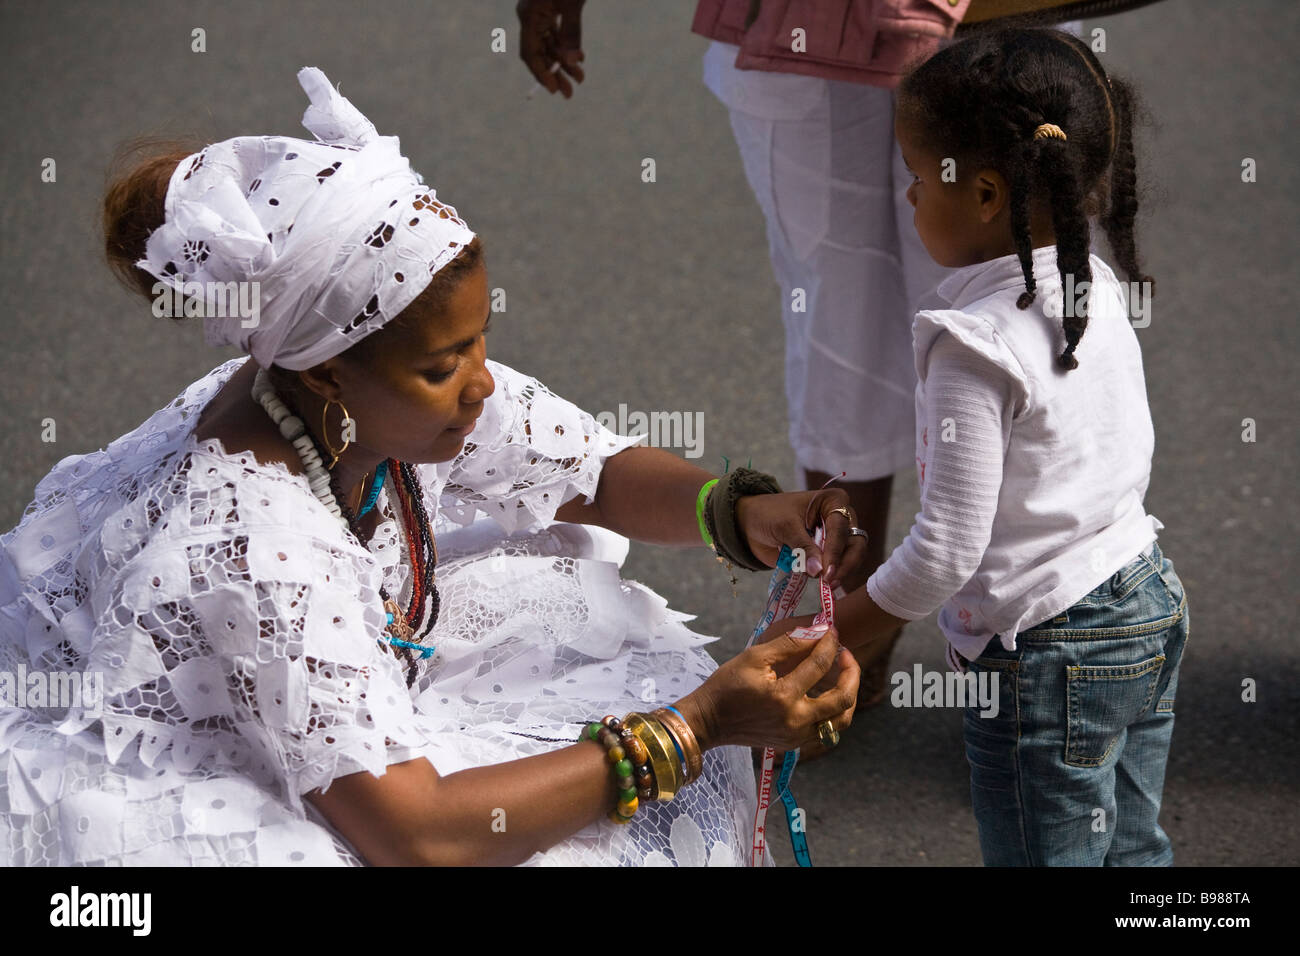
[676,627,859,753]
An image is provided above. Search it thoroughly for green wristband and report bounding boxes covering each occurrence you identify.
[696,478,719,548]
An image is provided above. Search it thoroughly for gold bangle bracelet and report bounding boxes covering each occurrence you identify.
[623,713,684,801]
[653,707,703,785]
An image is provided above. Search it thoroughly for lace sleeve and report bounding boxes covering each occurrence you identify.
[439,360,643,534]
[94,501,436,810]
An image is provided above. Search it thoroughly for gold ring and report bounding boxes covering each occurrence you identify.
[815,719,840,750]
[828,507,853,523]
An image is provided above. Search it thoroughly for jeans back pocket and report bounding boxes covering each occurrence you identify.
[1065,654,1166,767]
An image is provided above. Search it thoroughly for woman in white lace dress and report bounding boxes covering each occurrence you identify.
[0,69,864,866]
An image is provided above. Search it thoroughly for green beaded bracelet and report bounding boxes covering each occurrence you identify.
[581,716,646,824]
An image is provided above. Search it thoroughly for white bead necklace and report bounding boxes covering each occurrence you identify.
[252,368,435,673]
[250,368,346,524]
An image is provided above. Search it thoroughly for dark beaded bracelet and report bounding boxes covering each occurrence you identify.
[616,725,656,802]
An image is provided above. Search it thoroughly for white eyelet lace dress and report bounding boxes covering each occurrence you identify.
[0,357,760,866]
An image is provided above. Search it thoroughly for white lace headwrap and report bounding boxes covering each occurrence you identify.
[137,67,476,371]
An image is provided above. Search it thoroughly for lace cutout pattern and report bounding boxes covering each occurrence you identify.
[0,357,756,866]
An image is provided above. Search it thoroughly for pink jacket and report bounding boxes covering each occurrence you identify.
[692,0,972,89]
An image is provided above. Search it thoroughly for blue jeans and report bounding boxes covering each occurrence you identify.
[963,541,1189,866]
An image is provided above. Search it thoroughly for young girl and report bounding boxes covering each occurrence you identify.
[822,26,1189,865]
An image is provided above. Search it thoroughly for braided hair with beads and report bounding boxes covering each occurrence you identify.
[898,27,1154,370]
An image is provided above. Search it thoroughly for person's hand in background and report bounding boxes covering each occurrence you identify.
[517,0,587,97]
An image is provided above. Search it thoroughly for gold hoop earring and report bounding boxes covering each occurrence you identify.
[322,398,352,469]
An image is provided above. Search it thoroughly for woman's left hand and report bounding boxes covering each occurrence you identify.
[735,489,869,591]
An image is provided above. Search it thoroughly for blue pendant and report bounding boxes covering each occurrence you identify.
[357,460,389,518]
[385,635,436,659]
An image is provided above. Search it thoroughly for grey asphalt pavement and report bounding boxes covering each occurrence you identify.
[1,0,1296,867]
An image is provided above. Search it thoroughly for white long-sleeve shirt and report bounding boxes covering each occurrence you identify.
[866,246,1163,662]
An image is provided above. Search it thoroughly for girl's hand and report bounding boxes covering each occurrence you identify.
[516,0,586,98]
[753,613,851,695]
[677,627,859,753]
[753,612,816,653]
[735,489,869,591]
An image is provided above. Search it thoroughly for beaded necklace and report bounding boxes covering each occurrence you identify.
[251,370,438,687]
[335,459,440,686]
